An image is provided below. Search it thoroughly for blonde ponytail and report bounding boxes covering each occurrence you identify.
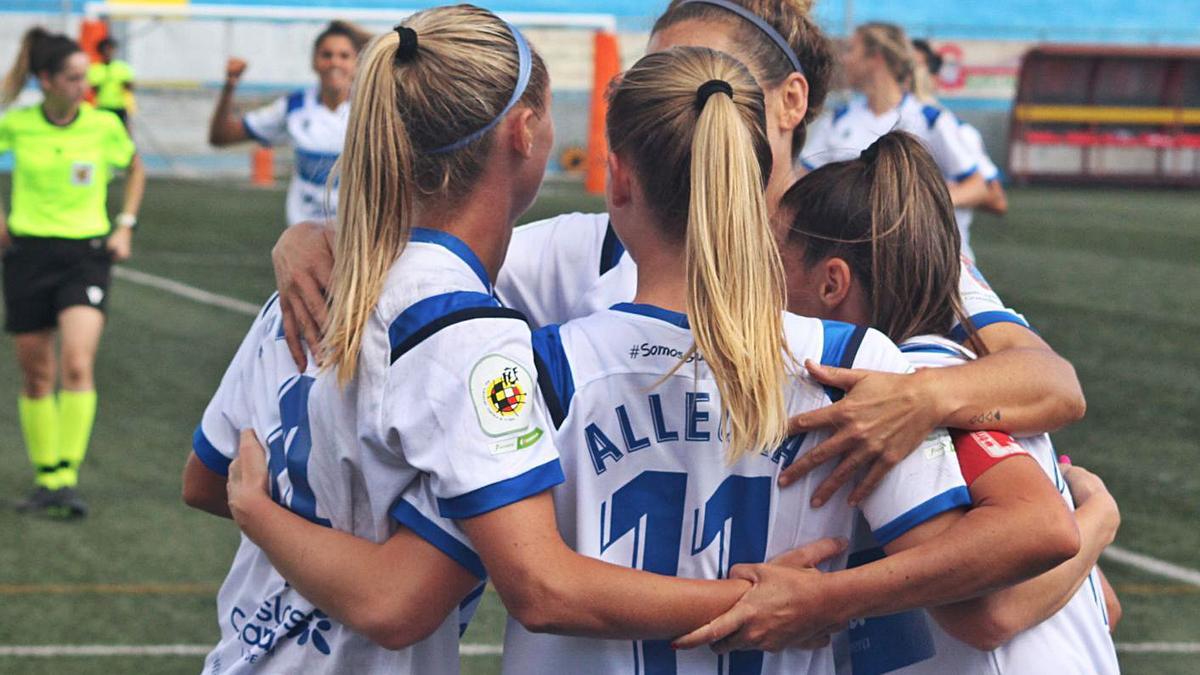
[323,33,416,384]
[321,5,549,384]
[688,89,791,461]
[608,46,792,462]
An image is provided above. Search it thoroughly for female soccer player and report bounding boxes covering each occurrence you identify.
[0,27,145,517]
[910,38,1007,259]
[217,46,1079,675]
[208,20,370,226]
[185,9,787,672]
[270,0,1087,511]
[770,131,1120,673]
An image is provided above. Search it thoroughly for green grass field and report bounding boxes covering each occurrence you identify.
[0,177,1196,674]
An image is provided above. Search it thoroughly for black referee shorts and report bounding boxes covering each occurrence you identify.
[2,236,113,334]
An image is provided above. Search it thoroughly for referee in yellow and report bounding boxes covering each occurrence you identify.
[86,37,135,126]
[0,27,145,517]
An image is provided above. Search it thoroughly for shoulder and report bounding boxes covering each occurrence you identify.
[0,105,36,127]
[285,89,310,116]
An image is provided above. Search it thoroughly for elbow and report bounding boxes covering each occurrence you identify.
[180,480,205,510]
[499,574,573,635]
[359,604,443,651]
[934,601,1022,652]
[1036,509,1082,572]
[957,615,1019,652]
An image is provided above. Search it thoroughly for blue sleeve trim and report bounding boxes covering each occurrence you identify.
[953,165,980,182]
[531,324,575,428]
[598,220,626,276]
[832,104,850,124]
[388,292,526,364]
[800,158,817,171]
[922,104,943,129]
[436,459,565,520]
[949,310,1030,343]
[192,425,231,477]
[820,320,869,403]
[390,498,487,579]
[285,89,305,114]
[873,486,971,547]
[241,116,271,146]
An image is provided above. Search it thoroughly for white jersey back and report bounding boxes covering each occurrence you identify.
[832,335,1118,675]
[242,88,346,226]
[953,121,1001,260]
[800,94,979,184]
[396,307,969,675]
[497,213,1028,340]
[192,229,563,673]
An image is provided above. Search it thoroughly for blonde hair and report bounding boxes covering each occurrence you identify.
[2,27,80,105]
[654,0,835,157]
[856,22,916,87]
[607,47,792,462]
[323,4,548,384]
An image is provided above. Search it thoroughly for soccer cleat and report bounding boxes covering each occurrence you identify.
[15,486,60,513]
[46,487,89,519]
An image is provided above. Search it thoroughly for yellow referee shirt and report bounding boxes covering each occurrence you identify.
[87,60,135,111]
[0,104,135,239]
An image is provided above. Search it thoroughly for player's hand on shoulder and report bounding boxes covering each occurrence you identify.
[225,58,248,84]
[780,360,940,508]
[107,224,133,262]
[273,221,334,369]
[227,429,271,526]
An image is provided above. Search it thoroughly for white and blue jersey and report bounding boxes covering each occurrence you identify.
[192,228,563,673]
[954,121,1002,260]
[496,213,1029,341]
[396,306,969,675]
[800,94,978,185]
[242,88,346,226]
[833,335,1119,675]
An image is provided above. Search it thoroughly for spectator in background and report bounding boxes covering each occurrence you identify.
[86,37,135,127]
[911,37,1007,259]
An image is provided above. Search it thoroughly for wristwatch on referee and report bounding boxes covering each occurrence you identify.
[115,213,138,229]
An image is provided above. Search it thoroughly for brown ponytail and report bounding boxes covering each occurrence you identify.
[782,131,985,351]
[2,27,81,105]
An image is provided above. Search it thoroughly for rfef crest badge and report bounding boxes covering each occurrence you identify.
[470,354,534,442]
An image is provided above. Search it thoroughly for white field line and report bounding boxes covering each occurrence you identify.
[113,266,258,316]
[1104,545,1200,587]
[0,643,1196,657]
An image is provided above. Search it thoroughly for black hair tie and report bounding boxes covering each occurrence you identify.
[695,79,734,110]
[394,25,419,63]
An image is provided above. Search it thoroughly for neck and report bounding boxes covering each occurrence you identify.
[766,151,798,218]
[320,87,349,110]
[42,99,79,126]
[864,76,904,116]
[626,216,689,314]
[419,180,517,285]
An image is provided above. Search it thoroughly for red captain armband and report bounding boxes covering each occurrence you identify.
[951,429,1030,486]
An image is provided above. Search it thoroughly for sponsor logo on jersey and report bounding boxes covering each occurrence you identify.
[966,430,1025,458]
[70,162,95,186]
[470,354,534,444]
[921,430,956,459]
[228,593,333,662]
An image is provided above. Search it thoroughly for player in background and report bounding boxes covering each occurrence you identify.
[182,10,808,672]
[86,37,135,127]
[800,22,987,210]
[268,0,1087,512]
[222,47,1079,675]
[774,131,1120,673]
[0,27,145,517]
[208,20,371,227]
[910,38,1007,259]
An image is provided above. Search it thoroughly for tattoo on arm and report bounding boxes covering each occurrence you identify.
[968,409,1002,426]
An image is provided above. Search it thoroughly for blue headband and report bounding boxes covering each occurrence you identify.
[679,0,804,76]
[428,22,533,155]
